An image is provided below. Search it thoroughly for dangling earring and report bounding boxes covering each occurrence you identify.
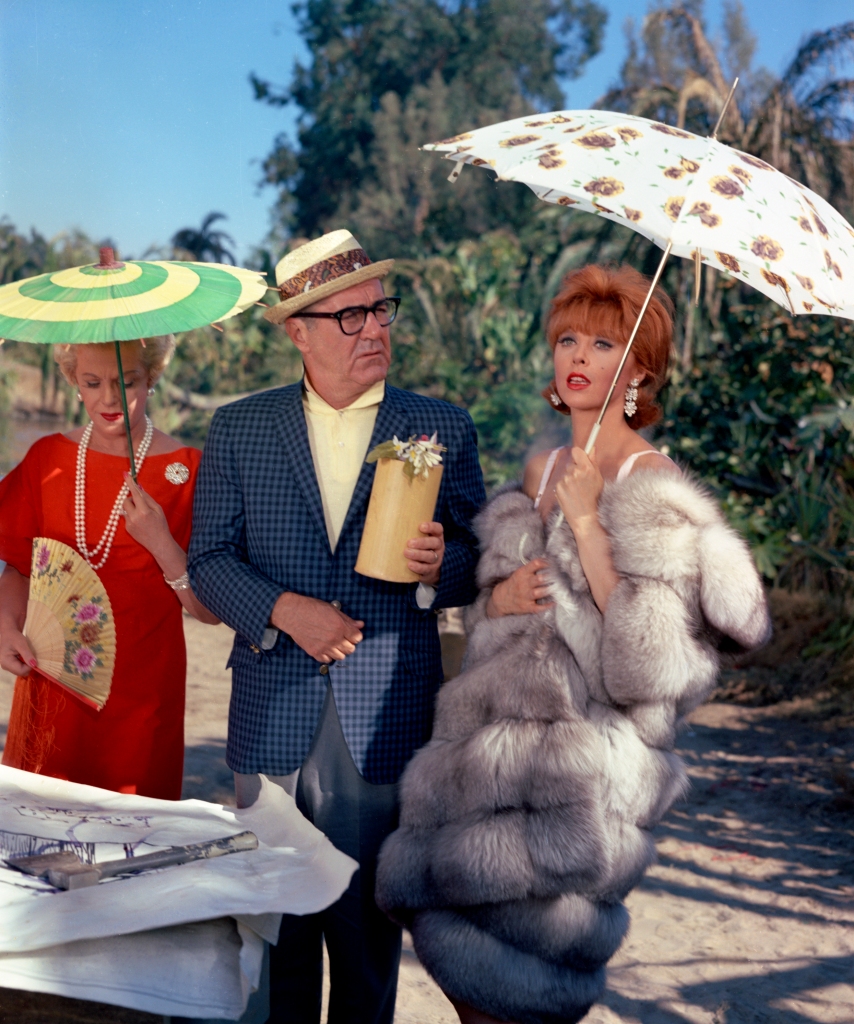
[147,386,156,396]
[624,378,639,418]
[76,392,82,400]
[549,391,561,407]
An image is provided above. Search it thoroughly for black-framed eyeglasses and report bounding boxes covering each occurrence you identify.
[295,296,401,336]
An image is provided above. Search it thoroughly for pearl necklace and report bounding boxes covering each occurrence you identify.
[75,416,154,570]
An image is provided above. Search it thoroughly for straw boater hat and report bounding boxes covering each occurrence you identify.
[264,229,394,325]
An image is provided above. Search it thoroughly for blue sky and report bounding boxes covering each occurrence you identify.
[1,1,851,266]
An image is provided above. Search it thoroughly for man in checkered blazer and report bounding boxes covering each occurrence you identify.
[188,230,485,1024]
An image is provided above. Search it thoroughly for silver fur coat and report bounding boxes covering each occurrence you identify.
[376,470,771,1024]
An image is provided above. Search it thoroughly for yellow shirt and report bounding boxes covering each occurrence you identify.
[302,377,385,552]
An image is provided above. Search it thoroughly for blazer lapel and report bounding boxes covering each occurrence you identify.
[338,386,407,544]
[274,384,331,554]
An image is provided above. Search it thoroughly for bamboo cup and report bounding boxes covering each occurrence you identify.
[356,459,444,583]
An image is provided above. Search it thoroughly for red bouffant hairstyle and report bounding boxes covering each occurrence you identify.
[543,264,674,429]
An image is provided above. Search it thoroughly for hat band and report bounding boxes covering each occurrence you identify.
[279,248,372,301]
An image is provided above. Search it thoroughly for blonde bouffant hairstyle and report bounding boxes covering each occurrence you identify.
[54,335,176,387]
[543,264,674,429]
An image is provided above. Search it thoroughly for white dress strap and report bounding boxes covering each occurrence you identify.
[616,449,674,482]
[533,448,561,509]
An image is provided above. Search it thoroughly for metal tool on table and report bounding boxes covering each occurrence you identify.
[6,830,258,890]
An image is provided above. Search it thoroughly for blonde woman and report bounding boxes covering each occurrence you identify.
[0,337,216,799]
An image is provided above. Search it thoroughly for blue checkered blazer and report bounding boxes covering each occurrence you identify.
[188,382,486,784]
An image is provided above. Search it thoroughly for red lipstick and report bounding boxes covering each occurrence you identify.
[101,413,123,421]
[565,373,590,390]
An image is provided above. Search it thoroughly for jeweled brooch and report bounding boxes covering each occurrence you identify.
[165,462,190,485]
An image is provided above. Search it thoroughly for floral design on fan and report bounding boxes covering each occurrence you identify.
[35,545,51,574]
[65,594,108,681]
[60,561,73,573]
[367,433,447,479]
[798,216,813,233]
[729,165,751,183]
[73,648,98,675]
[79,623,101,646]
[623,208,643,221]
[614,126,642,142]
[75,603,101,624]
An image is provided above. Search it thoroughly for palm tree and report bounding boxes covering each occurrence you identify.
[600,6,854,219]
[171,212,236,264]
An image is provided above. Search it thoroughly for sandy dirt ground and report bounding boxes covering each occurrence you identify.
[1,616,853,1023]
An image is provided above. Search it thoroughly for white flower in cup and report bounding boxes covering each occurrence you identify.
[367,432,447,479]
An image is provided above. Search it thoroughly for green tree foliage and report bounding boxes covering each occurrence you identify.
[604,4,854,220]
[246,0,854,542]
[252,0,606,251]
[0,220,104,285]
[659,280,854,588]
[0,224,109,415]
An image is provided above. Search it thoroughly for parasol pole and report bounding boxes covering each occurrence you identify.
[113,339,138,481]
[583,79,739,457]
[90,249,138,481]
[711,77,739,141]
[584,240,673,456]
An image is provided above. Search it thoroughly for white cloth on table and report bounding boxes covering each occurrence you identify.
[0,766,357,1019]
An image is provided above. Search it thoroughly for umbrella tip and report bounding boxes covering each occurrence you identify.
[96,247,124,269]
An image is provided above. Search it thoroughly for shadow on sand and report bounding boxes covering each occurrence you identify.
[591,704,854,1023]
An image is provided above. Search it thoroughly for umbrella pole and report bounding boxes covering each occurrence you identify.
[113,340,138,481]
[584,241,673,456]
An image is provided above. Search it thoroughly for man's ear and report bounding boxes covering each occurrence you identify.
[284,317,311,355]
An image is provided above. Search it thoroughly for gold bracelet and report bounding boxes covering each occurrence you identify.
[164,571,190,591]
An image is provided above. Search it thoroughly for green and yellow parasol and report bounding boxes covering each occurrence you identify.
[0,247,268,475]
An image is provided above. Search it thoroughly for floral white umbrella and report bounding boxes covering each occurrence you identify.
[425,106,854,449]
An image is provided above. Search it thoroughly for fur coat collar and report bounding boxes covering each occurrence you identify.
[377,470,771,1024]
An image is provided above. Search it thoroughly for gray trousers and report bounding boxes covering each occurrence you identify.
[246,685,402,1024]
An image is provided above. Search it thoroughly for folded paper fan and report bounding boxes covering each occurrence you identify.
[24,539,115,710]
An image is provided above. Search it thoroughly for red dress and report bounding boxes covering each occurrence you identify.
[0,434,202,799]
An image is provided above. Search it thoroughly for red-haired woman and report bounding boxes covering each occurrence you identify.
[376,265,771,1024]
